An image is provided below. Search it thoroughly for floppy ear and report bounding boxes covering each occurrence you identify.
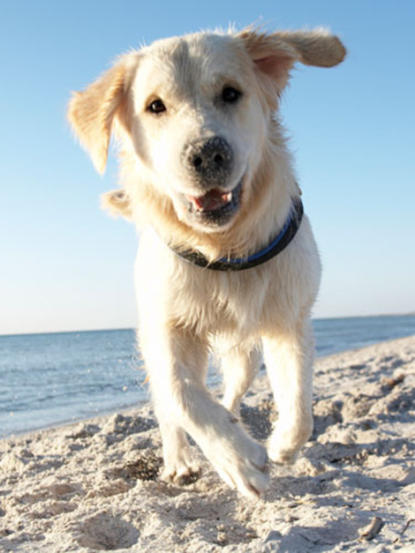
[68,54,137,174]
[100,189,133,220]
[239,28,346,91]
[273,29,346,68]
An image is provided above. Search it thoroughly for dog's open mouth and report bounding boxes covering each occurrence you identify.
[185,180,243,223]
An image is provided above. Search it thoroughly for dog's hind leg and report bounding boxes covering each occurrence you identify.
[262,319,314,464]
[220,346,262,415]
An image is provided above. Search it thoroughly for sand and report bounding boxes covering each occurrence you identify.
[1,335,414,552]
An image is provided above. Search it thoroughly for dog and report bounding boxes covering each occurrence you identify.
[68,27,346,498]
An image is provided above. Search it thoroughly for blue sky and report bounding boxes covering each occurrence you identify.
[1,0,414,335]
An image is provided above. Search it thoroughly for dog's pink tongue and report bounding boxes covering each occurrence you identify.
[189,189,230,211]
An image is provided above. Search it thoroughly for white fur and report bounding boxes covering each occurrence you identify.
[68,27,345,498]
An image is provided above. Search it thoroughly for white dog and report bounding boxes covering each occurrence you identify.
[68,27,345,498]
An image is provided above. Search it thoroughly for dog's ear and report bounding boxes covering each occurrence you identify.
[239,28,346,91]
[273,29,346,68]
[100,189,133,220]
[68,54,138,174]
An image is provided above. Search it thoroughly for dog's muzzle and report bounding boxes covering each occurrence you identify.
[180,136,242,227]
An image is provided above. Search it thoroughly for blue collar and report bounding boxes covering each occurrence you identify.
[172,197,303,271]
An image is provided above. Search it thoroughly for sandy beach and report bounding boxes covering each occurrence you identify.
[1,335,414,552]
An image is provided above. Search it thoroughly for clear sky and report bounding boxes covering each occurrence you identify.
[1,0,414,335]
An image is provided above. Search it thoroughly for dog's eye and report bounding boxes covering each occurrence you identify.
[147,99,166,114]
[222,86,242,104]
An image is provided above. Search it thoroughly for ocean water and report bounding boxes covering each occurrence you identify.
[1,315,415,438]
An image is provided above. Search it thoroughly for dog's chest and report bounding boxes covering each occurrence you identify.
[168,264,276,335]
[136,228,305,337]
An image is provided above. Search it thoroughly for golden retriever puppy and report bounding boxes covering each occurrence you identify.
[68,27,346,498]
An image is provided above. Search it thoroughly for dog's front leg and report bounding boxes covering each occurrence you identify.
[262,320,315,464]
[142,327,269,498]
[158,422,199,484]
[142,327,208,485]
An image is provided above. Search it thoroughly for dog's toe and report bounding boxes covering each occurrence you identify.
[268,447,298,465]
[241,458,269,499]
[161,463,201,486]
[268,422,311,465]
[215,441,269,500]
[268,436,298,464]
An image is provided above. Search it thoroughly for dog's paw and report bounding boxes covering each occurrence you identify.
[267,421,311,465]
[208,437,269,499]
[161,461,201,486]
[268,443,298,465]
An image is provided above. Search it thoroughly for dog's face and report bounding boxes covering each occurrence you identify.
[129,34,267,231]
[68,28,345,233]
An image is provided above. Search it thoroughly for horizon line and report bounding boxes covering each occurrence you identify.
[1,311,414,338]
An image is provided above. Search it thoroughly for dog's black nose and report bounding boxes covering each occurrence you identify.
[184,136,234,185]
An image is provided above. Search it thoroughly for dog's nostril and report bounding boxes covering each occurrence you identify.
[193,156,203,168]
[214,154,224,166]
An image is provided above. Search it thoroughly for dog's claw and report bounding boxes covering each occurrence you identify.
[161,464,201,486]
[209,439,269,499]
[247,483,261,498]
[252,460,269,474]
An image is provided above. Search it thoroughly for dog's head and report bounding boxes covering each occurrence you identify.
[69,28,345,234]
